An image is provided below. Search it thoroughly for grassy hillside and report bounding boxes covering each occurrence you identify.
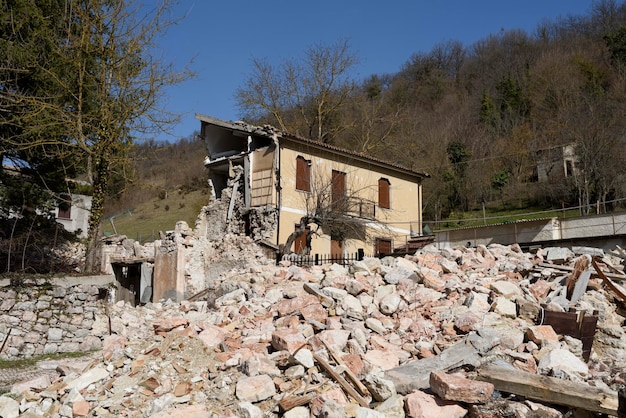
[101,189,209,242]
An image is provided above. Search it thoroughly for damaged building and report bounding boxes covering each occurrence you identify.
[196,114,430,261]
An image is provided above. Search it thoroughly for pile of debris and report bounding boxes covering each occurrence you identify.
[2,243,626,417]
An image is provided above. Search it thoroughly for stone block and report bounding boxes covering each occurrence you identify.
[404,390,467,418]
[429,371,493,403]
[271,329,306,353]
[526,325,559,345]
[235,375,276,402]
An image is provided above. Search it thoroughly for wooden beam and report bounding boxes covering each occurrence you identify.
[477,364,618,416]
[312,351,370,407]
[538,262,626,281]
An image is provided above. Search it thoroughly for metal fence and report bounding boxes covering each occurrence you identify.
[280,249,369,267]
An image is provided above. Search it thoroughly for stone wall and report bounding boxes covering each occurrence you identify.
[0,283,110,359]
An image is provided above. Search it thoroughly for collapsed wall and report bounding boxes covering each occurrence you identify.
[3,243,626,417]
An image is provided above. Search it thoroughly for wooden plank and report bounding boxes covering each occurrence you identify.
[541,310,597,361]
[278,393,316,412]
[478,364,617,415]
[322,340,369,397]
[538,262,626,281]
[312,351,370,407]
[592,258,626,302]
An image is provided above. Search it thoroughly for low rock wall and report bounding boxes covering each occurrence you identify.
[0,283,111,359]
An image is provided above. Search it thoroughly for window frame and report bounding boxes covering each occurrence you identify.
[374,237,392,256]
[57,195,72,219]
[295,156,311,192]
[378,177,391,209]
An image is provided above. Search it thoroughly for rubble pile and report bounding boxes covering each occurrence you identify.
[2,243,626,417]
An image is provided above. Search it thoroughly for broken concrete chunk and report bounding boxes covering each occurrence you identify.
[429,371,494,403]
[385,336,484,394]
[490,280,522,298]
[545,247,574,264]
[537,348,589,380]
[235,374,276,402]
[403,389,467,418]
[363,372,397,402]
[526,325,559,345]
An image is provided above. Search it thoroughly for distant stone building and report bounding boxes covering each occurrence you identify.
[55,193,92,238]
[536,144,578,183]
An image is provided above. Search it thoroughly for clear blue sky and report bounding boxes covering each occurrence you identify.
[157,0,594,142]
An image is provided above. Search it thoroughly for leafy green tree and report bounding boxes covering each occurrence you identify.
[444,141,472,211]
[1,0,192,272]
[604,26,626,74]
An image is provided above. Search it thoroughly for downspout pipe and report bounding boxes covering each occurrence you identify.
[273,134,282,259]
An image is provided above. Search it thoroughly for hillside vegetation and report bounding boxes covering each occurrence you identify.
[101,137,209,240]
[103,1,626,239]
[236,1,626,225]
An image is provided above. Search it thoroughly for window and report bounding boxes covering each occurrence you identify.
[378,178,390,209]
[565,160,574,178]
[296,156,311,192]
[375,238,392,256]
[57,195,72,219]
[331,170,346,211]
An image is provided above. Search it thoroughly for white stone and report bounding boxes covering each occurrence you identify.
[364,372,397,402]
[375,394,405,418]
[65,366,110,391]
[47,327,63,341]
[383,267,418,284]
[490,281,522,298]
[365,318,386,334]
[538,348,589,379]
[0,396,19,418]
[237,402,263,418]
[293,348,315,368]
[491,297,517,318]
[379,293,403,315]
[356,407,385,418]
[283,406,311,418]
[323,286,348,301]
[235,375,276,402]
[342,294,364,316]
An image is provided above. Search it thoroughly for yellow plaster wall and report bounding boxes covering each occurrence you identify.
[277,144,423,255]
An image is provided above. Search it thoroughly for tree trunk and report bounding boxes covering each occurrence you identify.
[84,154,109,273]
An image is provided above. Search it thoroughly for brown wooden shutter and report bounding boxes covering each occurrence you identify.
[296,156,311,191]
[375,238,392,255]
[378,178,390,209]
[331,170,346,211]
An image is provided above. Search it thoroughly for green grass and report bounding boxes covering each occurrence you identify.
[0,351,93,369]
[101,189,209,242]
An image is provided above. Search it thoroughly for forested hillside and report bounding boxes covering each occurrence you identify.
[103,136,207,219]
[235,0,626,224]
[95,0,626,230]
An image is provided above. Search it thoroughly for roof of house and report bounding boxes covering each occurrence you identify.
[195,113,430,179]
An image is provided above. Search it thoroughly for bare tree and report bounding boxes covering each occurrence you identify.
[279,170,381,259]
[236,39,359,143]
